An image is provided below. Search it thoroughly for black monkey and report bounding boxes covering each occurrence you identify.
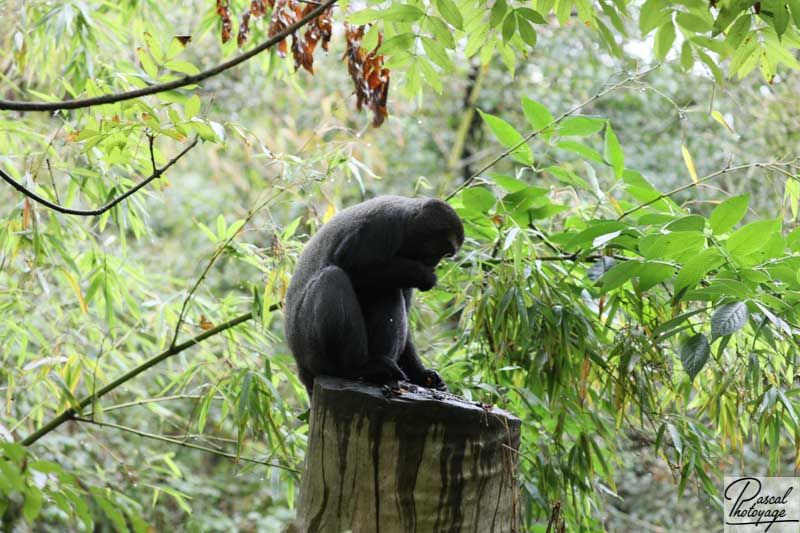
[284,195,464,396]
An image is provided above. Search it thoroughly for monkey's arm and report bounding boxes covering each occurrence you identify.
[347,257,436,291]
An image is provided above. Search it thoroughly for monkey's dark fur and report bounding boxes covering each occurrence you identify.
[284,196,464,395]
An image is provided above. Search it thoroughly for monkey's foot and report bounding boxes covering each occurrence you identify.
[421,369,448,391]
[358,360,408,387]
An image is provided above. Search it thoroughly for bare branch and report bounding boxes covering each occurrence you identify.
[0,137,198,216]
[0,0,337,112]
[74,416,299,473]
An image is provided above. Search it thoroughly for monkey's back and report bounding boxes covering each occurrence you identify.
[284,195,422,333]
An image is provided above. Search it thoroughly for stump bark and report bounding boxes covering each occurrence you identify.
[296,376,521,533]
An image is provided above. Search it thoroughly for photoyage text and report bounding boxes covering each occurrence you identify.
[723,477,800,533]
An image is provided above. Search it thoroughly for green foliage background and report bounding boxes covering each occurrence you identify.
[1,0,800,531]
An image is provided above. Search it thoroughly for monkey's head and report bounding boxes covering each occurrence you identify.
[399,199,465,267]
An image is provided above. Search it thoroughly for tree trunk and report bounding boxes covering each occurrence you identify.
[296,376,521,532]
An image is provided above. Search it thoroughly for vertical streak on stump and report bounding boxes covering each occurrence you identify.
[297,377,521,532]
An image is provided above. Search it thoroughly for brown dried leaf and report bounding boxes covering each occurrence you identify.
[238,11,251,47]
[22,198,31,230]
[268,0,301,57]
[267,1,332,72]
[250,0,267,16]
[343,24,390,127]
[216,0,232,43]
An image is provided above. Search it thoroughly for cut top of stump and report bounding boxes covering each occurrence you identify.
[311,376,521,433]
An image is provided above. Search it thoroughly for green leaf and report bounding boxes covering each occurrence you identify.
[136,47,158,78]
[49,373,82,414]
[556,141,605,165]
[680,41,694,71]
[417,57,443,93]
[465,24,490,57]
[164,60,200,75]
[23,486,43,524]
[421,37,453,70]
[542,165,589,189]
[490,0,508,27]
[638,231,705,261]
[638,262,675,291]
[654,19,676,61]
[522,96,554,131]
[348,8,381,24]
[184,95,201,119]
[675,12,712,33]
[710,193,749,234]
[435,0,463,29]
[143,32,164,63]
[166,35,191,59]
[697,49,723,85]
[379,33,416,55]
[680,333,710,382]
[674,248,723,294]
[382,4,425,22]
[502,186,548,212]
[518,17,537,47]
[598,260,642,292]
[726,219,780,256]
[190,120,218,142]
[501,12,517,42]
[478,110,534,165]
[710,301,748,340]
[558,116,606,136]
[665,215,705,232]
[566,220,629,249]
[491,174,528,192]
[725,15,751,49]
[462,187,497,213]
[554,0,571,24]
[604,122,624,178]
[92,490,130,533]
[425,17,455,49]
[729,32,759,78]
[639,0,671,34]
[517,7,546,23]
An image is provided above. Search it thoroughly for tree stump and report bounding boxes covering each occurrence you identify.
[296,376,521,532]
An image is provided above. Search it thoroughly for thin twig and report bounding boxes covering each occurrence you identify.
[616,160,797,220]
[0,0,337,112]
[446,65,661,200]
[0,137,199,216]
[98,394,224,413]
[45,160,59,204]
[148,134,156,173]
[21,310,257,446]
[74,416,299,473]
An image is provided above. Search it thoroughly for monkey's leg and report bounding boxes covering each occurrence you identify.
[299,267,406,390]
[398,340,448,391]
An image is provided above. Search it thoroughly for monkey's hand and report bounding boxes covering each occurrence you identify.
[349,258,436,291]
[421,368,448,391]
[417,266,437,291]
